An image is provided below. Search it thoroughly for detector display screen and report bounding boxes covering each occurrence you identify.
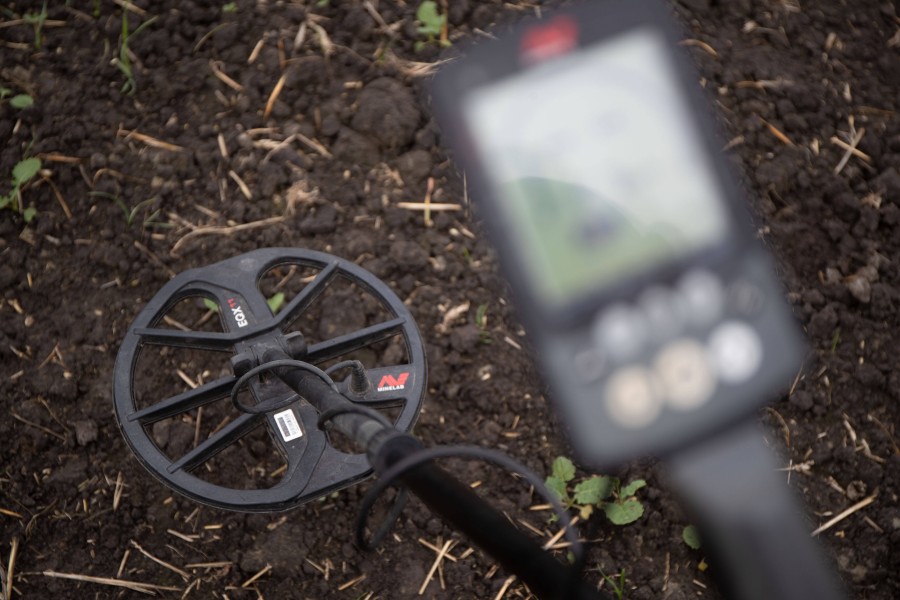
[463,27,730,311]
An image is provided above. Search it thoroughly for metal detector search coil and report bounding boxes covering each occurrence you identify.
[113,248,427,511]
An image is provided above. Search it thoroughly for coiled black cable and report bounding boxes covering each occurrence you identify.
[231,359,337,414]
[353,444,587,587]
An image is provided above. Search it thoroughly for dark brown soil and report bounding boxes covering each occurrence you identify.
[1,1,899,599]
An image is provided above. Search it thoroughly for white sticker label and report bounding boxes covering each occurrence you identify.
[274,409,303,442]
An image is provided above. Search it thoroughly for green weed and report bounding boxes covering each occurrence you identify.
[23,1,48,49]
[90,191,167,229]
[115,2,158,95]
[0,157,42,223]
[267,292,286,314]
[474,303,492,344]
[682,524,702,550]
[0,88,34,109]
[545,456,646,525]
[600,568,627,600]
[414,1,449,51]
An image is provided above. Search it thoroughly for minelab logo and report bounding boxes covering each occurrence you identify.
[521,16,578,64]
[377,372,409,392]
[227,298,248,328]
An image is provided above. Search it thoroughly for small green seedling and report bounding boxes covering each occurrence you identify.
[415,1,449,51]
[267,292,286,314]
[1,88,34,109]
[90,191,164,228]
[600,568,627,600]
[10,94,33,109]
[115,2,158,95]
[682,524,702,550]
[0,157,42,223]
[545,456,646,525]
[222,2,237,13]
[23,1,48,49]
[474,303,492,344]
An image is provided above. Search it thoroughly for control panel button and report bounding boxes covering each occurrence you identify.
[593,304,647,360]
[678,269,725,326]
[727,279,766,317]
[604,367,662,429]
[654,339,715,410]
[637,286,686,341]
[574,347,606,383]
[707,321,763,384]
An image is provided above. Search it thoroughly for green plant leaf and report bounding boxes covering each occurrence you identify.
[202,298,218,311]
[416,0,445,36]
[600,569,627,600]
[551,456,576,482]
[573,475,612,505]
[682,525,702,550]
[10,94,33,109]
[23,207,37,223]
[604,498,644,525]
[475,303,488,329]
[545,475,568,502]
[620,479,646,498]
[267,292,286,314]
[12,158,41,186]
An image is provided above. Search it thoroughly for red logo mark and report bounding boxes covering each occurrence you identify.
[520,16,579,64]
[377,372,410,391]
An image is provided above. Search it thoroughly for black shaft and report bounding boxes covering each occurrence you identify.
[272,361,609,600]
[373,434,611,600]
[670,423,846,600]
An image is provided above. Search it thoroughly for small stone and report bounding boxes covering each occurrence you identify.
[74,419,99,446]
[845,480,866,501]
[789,390,814,411]
[844,273,872,303]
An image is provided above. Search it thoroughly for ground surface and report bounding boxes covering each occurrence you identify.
[1,1,899,599]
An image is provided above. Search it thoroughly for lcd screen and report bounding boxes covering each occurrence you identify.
[463,27,730,310]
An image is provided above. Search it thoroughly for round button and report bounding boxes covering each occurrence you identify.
[638,286,687,341]
[654,339,716,410]
[727,279,766,317]
[707,321,763,384]
[593,304,647,360]
[604,367,662,429]
[678,269,725,326]
[574,347,606,384]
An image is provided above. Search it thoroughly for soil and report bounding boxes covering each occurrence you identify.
[1,1,899,599]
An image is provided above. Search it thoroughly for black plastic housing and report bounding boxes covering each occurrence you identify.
[113,248,426,511]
